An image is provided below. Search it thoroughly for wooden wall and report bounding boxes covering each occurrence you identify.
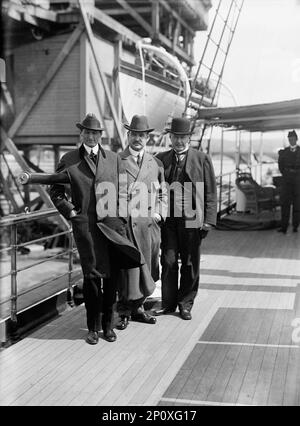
[12,33,80,145]
[10,30,133,146]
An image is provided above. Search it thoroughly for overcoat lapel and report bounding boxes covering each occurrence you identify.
[184,148,195,182]
[79,144,97,176]
[120,146,140,194]
[79,144,107,178]
[163,150,175,182]
[137,152,153,183]
[95,147,107,183]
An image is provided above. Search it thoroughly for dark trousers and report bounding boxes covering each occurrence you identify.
[280,179,300,230]
[83,273,118,332]
[117,297,146,317]
[161,218,202,311]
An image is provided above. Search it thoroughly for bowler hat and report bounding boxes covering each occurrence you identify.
[167,117,192,135]
[288,130,298,139]
[76,113,104,131]
[124,115,154,132]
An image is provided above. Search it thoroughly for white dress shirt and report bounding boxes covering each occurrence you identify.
[84,143,99,155]
[129,146,144,164]
[173,147,189,163]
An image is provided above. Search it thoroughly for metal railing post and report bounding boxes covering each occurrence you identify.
[228,172,232,208]
[259,132,264,185]
[10,223,18,324]
[218,128,224,212]
[67,228,74,306]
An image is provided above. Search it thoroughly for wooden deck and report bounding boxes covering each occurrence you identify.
[0,228,299,406]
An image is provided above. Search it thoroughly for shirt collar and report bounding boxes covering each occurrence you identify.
[173,146,189,156]
[129,146,144,158]
[84,143,99,155]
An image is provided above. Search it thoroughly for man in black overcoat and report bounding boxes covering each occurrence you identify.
[155,117,217,320]
[277,130,300,234]
[49,113,142,344]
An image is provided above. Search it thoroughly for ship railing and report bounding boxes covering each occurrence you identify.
[0,208,79,326]
[0,161,277,326]
[216,161,278,218]
[216,169,236,217]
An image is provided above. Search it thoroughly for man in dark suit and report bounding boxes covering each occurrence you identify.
[155,117,217,320]
[277,130,300,234]
[116,115,168,331]
[49,113,142,344]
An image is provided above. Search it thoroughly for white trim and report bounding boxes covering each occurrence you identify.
[197,341,300,349]
[160,397,253,406]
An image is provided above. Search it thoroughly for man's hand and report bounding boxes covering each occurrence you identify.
[199,223,212,239]
[153,212,162,223]
[69,209,78,219]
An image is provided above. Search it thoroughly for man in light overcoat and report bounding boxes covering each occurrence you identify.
[116,115,168,330]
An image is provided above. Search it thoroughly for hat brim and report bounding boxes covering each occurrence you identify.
[166,129,193,135]
[76,123,104,132]
[123,124,154,133]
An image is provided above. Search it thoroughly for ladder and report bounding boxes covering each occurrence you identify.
[184,0,244,150]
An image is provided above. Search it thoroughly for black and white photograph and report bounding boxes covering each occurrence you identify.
[0,0,300,411]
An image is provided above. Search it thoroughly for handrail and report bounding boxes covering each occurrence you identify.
[0,208,59,227]
[216,161,278,218]
[0,209,78,327]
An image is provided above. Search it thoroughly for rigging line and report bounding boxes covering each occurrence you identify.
[192,0,236,119]
[210,0,245,107]
[193,0,244,149]
[138,42,146,116]
[183,0,222,115]
[1,152,26,203]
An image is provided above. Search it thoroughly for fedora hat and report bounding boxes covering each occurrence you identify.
[76,113,104,132]
[124,115,154,132]
[167,117,192,135]
[288,130,298,139]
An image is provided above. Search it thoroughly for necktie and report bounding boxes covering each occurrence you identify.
[89,149,97,164]
[136,153,142,168]
[176,152,187,163]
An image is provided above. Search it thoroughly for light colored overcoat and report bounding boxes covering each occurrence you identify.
[118,147,168,300]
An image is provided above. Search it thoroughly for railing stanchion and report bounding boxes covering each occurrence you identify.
[67,227,74,306]
[10,223,18,324]
[228,172,231,208]
[218,128,224,213]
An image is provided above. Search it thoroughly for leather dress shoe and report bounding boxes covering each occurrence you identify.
[131,311,157,324]
[103,328,117,342]
[179,309,192,320]
[116,315,129,330]
[153,307,176,316]
[86,330,99,345]
[277,228,287,234]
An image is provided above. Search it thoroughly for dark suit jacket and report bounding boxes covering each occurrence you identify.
[278,146,300,181]
[156,147,217,228]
